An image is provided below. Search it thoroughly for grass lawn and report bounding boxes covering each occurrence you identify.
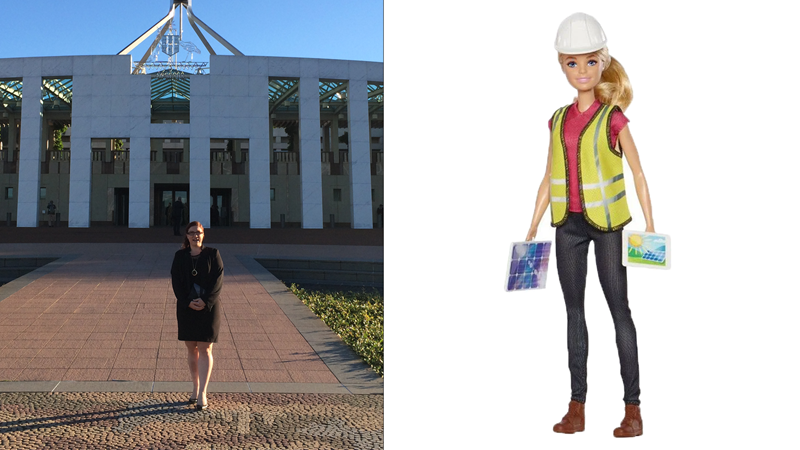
[288,284,384,377]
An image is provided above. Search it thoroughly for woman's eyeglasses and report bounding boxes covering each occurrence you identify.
[187,231,204,236]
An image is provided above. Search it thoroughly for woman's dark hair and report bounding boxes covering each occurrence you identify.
[182,221,205,249]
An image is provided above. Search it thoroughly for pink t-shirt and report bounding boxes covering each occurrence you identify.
[548,100,629,212]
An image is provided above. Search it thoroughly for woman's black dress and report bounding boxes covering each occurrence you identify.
[171,246,224,342]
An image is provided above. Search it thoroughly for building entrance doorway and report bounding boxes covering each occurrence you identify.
[114,188,129,226]
[155,184,189,227]
[210,188,231,226]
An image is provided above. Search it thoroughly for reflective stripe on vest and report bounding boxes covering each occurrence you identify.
[549,103,632,232]
[549,106,570,226]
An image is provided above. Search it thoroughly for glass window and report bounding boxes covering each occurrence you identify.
[270,188,275,201]
[333,188,342,202]
[40,187,46,199]
[5,187,13,199]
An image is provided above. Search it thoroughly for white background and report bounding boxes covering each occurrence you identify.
[386,1,800,448]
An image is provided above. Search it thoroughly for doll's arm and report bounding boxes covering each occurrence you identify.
[618,125,655,232]
[525,136,554,241]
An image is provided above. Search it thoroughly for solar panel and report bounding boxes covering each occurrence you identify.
[642,250,666,263]
[505,241,552,291]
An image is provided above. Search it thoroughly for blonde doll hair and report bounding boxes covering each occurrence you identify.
[559,47,633,111]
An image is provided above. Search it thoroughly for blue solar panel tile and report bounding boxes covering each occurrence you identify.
[506,241,552,291]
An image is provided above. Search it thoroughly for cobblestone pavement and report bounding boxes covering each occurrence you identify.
[0,392,383,449]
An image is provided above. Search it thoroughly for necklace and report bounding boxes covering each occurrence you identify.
[191,254,199,277]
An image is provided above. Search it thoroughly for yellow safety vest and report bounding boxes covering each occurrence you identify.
[549,103,632,232]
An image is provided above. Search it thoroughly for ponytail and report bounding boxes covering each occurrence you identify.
[595,47,633,111]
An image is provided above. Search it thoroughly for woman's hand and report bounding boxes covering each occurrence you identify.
[189,298,206,310]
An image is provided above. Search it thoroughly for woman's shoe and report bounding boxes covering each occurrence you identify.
[613,404,643,437]
[188,398,197,406]
[195,403,208,411]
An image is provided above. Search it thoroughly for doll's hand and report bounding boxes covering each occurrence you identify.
[525,229,536,241]
[645,224,655,233]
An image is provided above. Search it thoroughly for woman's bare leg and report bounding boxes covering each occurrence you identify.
[197,342,214,406]
[184,341,200,400]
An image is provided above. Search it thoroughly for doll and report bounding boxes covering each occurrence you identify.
[525,12,655,438]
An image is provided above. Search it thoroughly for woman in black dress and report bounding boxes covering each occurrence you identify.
[170,221,224,411]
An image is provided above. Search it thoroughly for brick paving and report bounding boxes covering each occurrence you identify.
[0,249,337,384]
[0,392,383,449]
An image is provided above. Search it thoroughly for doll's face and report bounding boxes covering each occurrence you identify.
[560,52,603,92]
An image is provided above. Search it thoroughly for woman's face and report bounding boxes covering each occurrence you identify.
[560,52,603,92]
[187,225,204,249]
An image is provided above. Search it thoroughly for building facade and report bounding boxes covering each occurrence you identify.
[0,55,384,228]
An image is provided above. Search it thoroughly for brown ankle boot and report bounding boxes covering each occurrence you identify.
[613,404,643,437]
[553,400,585,434]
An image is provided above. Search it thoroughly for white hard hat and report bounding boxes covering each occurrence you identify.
[554,12,607,55]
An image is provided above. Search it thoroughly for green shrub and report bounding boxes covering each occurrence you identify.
[289,284,384,377]
[53,125,68,152]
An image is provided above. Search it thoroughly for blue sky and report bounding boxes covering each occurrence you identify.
[1,0,383,62]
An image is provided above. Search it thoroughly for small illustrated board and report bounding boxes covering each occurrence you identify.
[505,241,553,291]
[622,230,671,270]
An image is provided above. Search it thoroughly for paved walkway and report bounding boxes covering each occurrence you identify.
[0,242,383,449]
[0,243,382,393]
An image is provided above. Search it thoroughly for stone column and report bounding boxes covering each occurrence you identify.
[322,124,330,154]
[128,74,151,228]
[248,134,270,228]
[298,76,322,228]
[105,138,112,163]
[189,74,210,227]
[268,115,275,163]
[68,74,92,227]
[17,66,44,227]
[248,71,271,228]
[153,139,164,165]
[330,118,339,163]
[346,78,372,229]
[189,135,210,227]
[127,136,150,228]
[8,119,18,162]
